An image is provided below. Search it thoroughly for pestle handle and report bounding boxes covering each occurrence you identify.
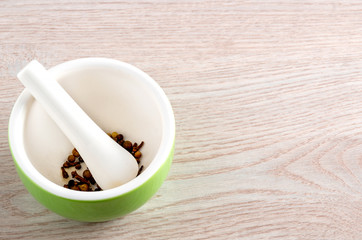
[17,60,138,190]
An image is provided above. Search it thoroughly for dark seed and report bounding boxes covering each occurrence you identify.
[83,170,96,184]
[78,156,84,162]
[63,162,71,168]
[75,163,81,169]
[89,177,96,185]
[116,134,123,141]
[67,155,75,163]
[83,169,92,179]
[72,148,80,157]
[68,179,75,188]
[123,141,133,151]
[71,171,77,178]
[134,151,142,158]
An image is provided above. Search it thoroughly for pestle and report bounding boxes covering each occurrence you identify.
[17,60,139,190]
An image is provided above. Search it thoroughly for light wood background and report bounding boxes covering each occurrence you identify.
[1,0,362,239]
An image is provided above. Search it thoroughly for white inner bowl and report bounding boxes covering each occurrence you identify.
[9,58,175,200]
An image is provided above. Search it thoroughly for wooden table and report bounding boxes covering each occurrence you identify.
[2,1,362,239]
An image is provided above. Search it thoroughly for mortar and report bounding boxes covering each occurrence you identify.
[8,58,175,222]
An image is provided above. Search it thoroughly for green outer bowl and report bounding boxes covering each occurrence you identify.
[10,143,174,222]
[8,58,176,222]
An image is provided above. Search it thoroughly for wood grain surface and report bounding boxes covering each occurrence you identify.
[2,0,362,239]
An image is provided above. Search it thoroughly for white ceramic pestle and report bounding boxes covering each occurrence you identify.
[17,60,138,190]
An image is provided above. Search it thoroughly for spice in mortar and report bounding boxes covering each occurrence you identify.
[61,132,144,191]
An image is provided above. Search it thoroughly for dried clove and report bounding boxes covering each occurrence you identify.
[71,171,89,184]
[75,163,82,170]
[72,148,80,157]
[83,169,92,179]
[68,179,75,188]
[63,161,78,168]
[134,151,142,159]
[116,134,123,141]
[61,167,69,178]
[67,155,75,163]
[111,132,118,139]
[83,169,96,185]
[122,141,133,152]
[137,165,144,176]
[137,141,144,150]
